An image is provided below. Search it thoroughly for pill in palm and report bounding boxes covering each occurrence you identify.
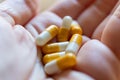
[36,25,58,46]
[57,16,72,42]
[44,53,76,75]
[42,41,69,54]
[35,16,83,75]
[66,34,82,55]
[43,52,65,64]
[70,21,83,35]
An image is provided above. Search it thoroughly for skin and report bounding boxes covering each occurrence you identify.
[0,0,120,80]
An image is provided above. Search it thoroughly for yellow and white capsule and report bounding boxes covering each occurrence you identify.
[66,34,82,55]
[43,52,65,64]
[70,21,82,35]
[57,16,72,42]
[42,41,69,54]
[44,53,76,75]
[36,25,58,46]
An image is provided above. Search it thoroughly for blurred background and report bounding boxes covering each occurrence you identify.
[0,0,57,11]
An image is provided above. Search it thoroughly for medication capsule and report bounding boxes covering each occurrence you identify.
[36,25,58,46]
[43,52,65,64]
[66,34,82,55]
[42,41,69,54]
[44,53,76,75]
[57,16,72,42]
[70,21,83,35]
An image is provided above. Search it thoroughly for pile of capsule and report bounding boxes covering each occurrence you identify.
[35,16,82,75]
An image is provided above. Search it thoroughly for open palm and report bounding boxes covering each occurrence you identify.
[0,0,120,80]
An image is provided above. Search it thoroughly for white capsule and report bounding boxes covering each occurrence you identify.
[66,42,79,54]
[66,34,82,55]
[57,16,72,42]
[43,52,66,64]
[36,25,58,46]
[62,16,73,29]
[44,60,61,75]
[44,54,76,75]
[42,41,69,54]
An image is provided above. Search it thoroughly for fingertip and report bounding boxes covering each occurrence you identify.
[25,0,40,14]
[82,35,91,46]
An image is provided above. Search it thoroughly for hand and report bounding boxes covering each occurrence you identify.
[0,0,120,80]
[25,0,120,80]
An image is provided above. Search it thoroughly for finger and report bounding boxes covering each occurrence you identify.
[92,1,120,40]
[0,0,39,25]
[77,0,118,37]
[25,24,39,38]
[25,11,62,37]
[75,40,120,80]
[49,0,95,19]
[53,70,94,80]
[82,35,91,46]
[101,5,120,60]
[92,15,110,40]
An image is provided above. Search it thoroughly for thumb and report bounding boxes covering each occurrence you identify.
[0,0,39,25]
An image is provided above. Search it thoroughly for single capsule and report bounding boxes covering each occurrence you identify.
[70,21,82,35]
[66,34,82,55]
[36,25,58,46]
[43,52,65,64]
[44,53,76,75]
[42,41,69,54]
[57,16,72,42]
